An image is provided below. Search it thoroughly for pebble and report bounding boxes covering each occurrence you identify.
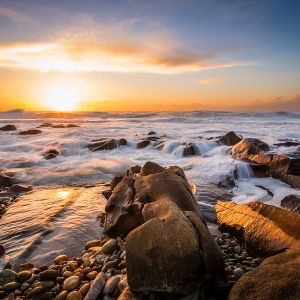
[57,290,68,300]
[2,281,21,291]
[84,272,106,300]
[79,282,90,297]
[20,282,30,291]
[103,275,120,295]
[233,268,244,278]
[40,269,59,281]
[16,270,32,283]
[233,245,241,255]
[87,271,98,280]
[63,275,81,291]
[102,239,118,254]
[0,269,17,286]
[85,240,101,250]
[63,271,73,278]
[27,286,44,297]
[18,262,34,272]
[55,255,68,265]
[66,290,83,300]
[82,258,90,268]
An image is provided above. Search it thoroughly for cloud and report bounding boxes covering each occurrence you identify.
[198,77,226,85]
[0,40,254,74]
[0,4,30,23]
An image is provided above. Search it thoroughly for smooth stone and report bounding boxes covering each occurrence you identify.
[63,275,81,291]
[234,246,241,255]
[63,271,73,278]
[66,290,83,300]
[85,241,101,250]
[233,268,244,278]
[2,281,21,291]
[21,282,30,291]
[18,262,34,272]
[102,239,118,254]
[39,269,59,281]
[87,271,98,280]
[103,275,120,295]
[82,258,90,268]
[79,282,90,297]
[36,280,56,289]
[0,269,17,286]
[16,270,32,283]
[84,272,105,300]
[57,290,68,300]
[55,255,68,264]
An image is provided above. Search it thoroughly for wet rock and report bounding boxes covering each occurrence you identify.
[55,255,68,264]
[280,194,300,213]
[44,148,60,160]
[232,268,244,278]
[229,249,300,300]
[148,131,156,136]
[183,142,198,156]
[232,138,270,156]
[19,129,42,135]
[79,282,90,297]
[66,290,83,300]
[18,262,34,272]
[139,161,165,176]
[103,275,120,295]
[218,131,243,146]
[84,272,105,300]
[2,281,21,291]
[10,184,33,193]
[85,240,101,250]
[57,290,68,300]
[0,269,17,286]
[16,270,32,283]
[27,286,44,297]
[0,172,14,187]
[38,123,79,129]
[102,189,112,200]
[39,269,58,281]
[0,125,17,131]
[62,275,80,291]
[216,201,300,256]
[87,138,127,151]
[137,139,151,149]
[102,239,118,254]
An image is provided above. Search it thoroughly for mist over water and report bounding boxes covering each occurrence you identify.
[1,110,300,265]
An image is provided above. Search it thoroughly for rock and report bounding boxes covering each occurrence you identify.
[148,131,156,136]
[280,194,300,213]
[66,290,83,300]
[102,239,118,254]
[85,240,101,250]
[233,246,241,255]
[79,282,90,297]
[18,262,34,272]
[27,286,44,297]
[87,138,127,151]
[0,245,4,257]
[117,287,137,300]
[232,268,244,278]
[0,269,17,286]
[63,275,80,291]
[183,142,198,156]
[16,270,32,283]
[218,131,243,146]
[0,173,14,187]
[137,139,151,149]
[103,276,120,295]
[84,272,105,300]
[55,254,68,264]
[38,123,79,129]
[44,148,60,160]
[0,125,17,131]
[274,141,300,147]
[19,129,42,135]
[2,281,21,291]
[126,198,226,295]
[10,184,33,193]
[39,269,58,281]
[232,138,270,156]
[216,201,300,257]
[57,290,68,300]
[229,249,300,300]
[139,161,165,176]
[102,189,112,200]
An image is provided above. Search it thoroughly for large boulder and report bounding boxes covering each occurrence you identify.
[216,201,300,257]
[87,138,127,151]
[232,138,300,188]
[182,142,199,156]
[19,129,41,135]
[218,131,243,146]
[229,248,300,300]
[280,194,300,213]
[0,124,17,131]
[104,162,227,298]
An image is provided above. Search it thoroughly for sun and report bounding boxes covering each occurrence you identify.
[44,81,83,111]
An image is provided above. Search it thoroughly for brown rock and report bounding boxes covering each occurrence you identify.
[183,142,198,156]
[44,148,60,160]
[232,138,270,156]
[19,129,42,135]
[137,139,151,149]
[229,249,300,300]
[117,287,137,300]
[280,194,300,213]
[218,131,243,146]
[0,124,17,131]
[87,138,127,151]
[139,161,165,176]
[216,201,300,257]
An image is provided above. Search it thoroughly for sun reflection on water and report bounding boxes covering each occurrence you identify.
[56,190,71,199]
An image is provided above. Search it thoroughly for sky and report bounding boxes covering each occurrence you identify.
[0,0,299,112]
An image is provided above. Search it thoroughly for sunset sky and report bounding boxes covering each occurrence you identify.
[0,0,299,112]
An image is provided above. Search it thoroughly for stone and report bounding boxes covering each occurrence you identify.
[44,148,60,160]
[18,262,34,272]
[0,124,17,131]
[117,287,137,300]
[79,282,90,297]
[232,138,270,156]
[233,246,241,255]
[0,173,14,187]
[216,201,300,257]
[87,138,127,151]
[16,270,32,283]
[10,184,33,193]
[87,271,98,280]
[102,239,118,254]
[183,142,198,156]
[39,269,58,281]
[57,290,68,300]
[19,129,42,135]
[103,275,120,295]
[0,269,17,286]
[137,139,151,149]
[102,189,112,200]
[0,245,4,256]
[66,290,83,300]
[63,275,81,291]
[139,161,165,176]
[27,286,44,297]
[229,249,300,300]
[84,272,105,300]
[218,131,243,146]
[55,254,68,264]
[2,281,21,291]
[280,194,300,213]
[232,268,244,278]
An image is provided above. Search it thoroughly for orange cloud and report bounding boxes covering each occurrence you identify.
[198,77,226,85]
